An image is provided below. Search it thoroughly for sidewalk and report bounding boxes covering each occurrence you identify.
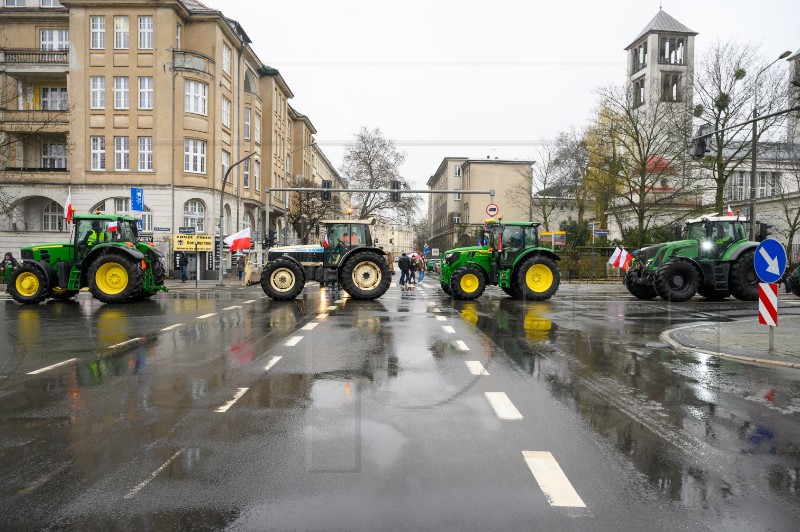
[662,317,800,369]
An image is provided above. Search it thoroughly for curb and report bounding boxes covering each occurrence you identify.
[660,323,800,370]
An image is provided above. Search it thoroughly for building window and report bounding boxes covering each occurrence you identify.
[40,29,69,51]
[222,43,232,75]
[221,149,231,181]
[40,86,67,110]
[221,96,231,128]
[41,0,63,6]
[770,172,780,196]
[183,199,205,233]
[114,16,129,49]
[184,80,207,115]
[114,197,130,213]
[244,107,251,140]
[4,0,26,6]
[42,201,63,232]
[175,24,181,50]
[41,142,66,168]
[184,139,206,174]
[453,215,460,224]
[254,159,260,191]
[659,36,685,65]
[140,206,153,232]
[138,16,153,50]
[736,171,746,201]
[90,136,105,171]
[632,77,645,107]
[454,165,462,177]
[661,73,681,102]
[255,113,261,144]
[114,76,129,109]
[138,136,153,171]
[138,77,153,110]
[90,16,105,49]
[243,159,250,188]
[115,136,129,171]
[90,76,105,109]
[631,42,647,74]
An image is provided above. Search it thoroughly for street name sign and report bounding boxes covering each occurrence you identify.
[754,239,786,283]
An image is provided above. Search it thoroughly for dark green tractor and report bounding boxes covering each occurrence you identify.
[439,219,561,301]
[8,214,168,304]
[624,214,758,302]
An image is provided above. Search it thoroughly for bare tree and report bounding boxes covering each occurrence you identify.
[286,176,339,244]
[693,40,788,212]
[552,128,592,232]
[340,127,421,222]
[767,143,800,257]
[504,140,561,230]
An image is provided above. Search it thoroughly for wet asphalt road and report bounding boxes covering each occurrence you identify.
[1,281,800,531]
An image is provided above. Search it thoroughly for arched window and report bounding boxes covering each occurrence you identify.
[243,213,253,231]
[183,199,205,233]
[243,69,257,94]
[42,200,63,232]
[224,204,232,234]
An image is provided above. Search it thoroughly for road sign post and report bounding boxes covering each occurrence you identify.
[754,240,785,353]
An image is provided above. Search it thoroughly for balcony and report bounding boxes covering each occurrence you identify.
[1,167,70,185]
[173,50,214,75]
[0,109,70,133]
[0,48,69,75]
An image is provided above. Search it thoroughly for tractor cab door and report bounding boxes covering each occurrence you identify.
[498,225,526,268]
[74,218,97,265]
[699,221,738,259]
[323,223,363,268]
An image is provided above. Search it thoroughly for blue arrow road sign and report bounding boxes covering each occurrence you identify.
[754,239,787,283]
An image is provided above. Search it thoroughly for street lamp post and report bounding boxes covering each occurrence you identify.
[218,152,258,286]
[749,50,792,240]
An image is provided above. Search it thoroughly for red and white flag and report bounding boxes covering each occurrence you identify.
[620,252,633,270]
[608,247,621,266]
[727,205,733,216]
[64,187,74,224]
[224,227,251,251]
[107,221,118,232]
[322,233,329,249]
[609,247,631,269]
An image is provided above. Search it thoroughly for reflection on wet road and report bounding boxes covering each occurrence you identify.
[1,284,799,530]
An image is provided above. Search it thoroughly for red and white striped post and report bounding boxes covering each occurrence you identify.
[758,283,778,352]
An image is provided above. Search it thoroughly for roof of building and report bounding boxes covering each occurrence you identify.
[180,0,215,13]
[788,47,800,61]
[288,105,318,134]
[626,9,697,50]
[462,158,535,166]
[427,157,469,187]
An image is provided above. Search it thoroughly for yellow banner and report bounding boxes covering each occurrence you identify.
[173,234,213,251]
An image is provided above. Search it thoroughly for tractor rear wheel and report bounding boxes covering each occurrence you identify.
[50,286,80,300]
[451,266,486,300]
[654,260,699,302]
[134,255,166,300]
[441,282,453,296]
[341,252,391,300]
[729,250,758,301]
[261,259,305,300]
[516,256,560,301]
[624,269,657,300]
[788,265,800,297]
[697,286,730,300]
[9,264,49,304]
[501,286,522,299]
[89,254,143,303]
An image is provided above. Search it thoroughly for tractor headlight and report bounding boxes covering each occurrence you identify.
[701,241,713,251]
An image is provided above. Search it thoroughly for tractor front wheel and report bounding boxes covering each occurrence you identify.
[654,260,699,302]
[9,264,49,304]
[516,256,560,301]
[341,252,391,300]
[729,250,758,301]
[261,259,305,300]
[89,254,143,303]
[441,282,453,296]
[624,269,657,300]
[501,285,522,299]
[697,286,730,300]
[49,286,80,300]
[451,266,486,300]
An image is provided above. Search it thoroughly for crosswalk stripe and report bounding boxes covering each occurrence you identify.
[484,392,523,420]
[465,361,488,375]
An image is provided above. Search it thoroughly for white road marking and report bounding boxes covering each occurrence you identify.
[484,392,523,420]
[260,296,269,299]
[161,323,183,331]
[223,305,242,310]
[215,387,250,413]
[442,325,455,334]
[243,300,257,304]
[334,299,343,304]
[432,307,441,313]
[264,356,282,372]
[301,322,319,331]
[197,313,217,319]
[436,316,447,321]
[317,313,328,319]
[108,338,142,349]
[455,340,470,351]
[466,361,489,375]
[124,449,184,499]
[27,358,78,375]
[327,306,337,311]
[285,336,303,346]
[522,451,586,508]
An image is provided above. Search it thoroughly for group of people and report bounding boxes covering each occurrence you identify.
[397,251,425,290]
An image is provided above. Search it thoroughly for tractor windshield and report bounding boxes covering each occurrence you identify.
[325,223,368,249]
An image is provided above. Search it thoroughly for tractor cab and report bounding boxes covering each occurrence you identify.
[74,215,138,264]
[321,218,374,268]
[684,215,748,260]
[487,221,540,268]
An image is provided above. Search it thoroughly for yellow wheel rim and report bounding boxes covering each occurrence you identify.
[352,261,381,290]
[15,272,40,297]
[270,267,296,292]
[95,262,129,295]
[526,264,553,292]
[459,273,480,293]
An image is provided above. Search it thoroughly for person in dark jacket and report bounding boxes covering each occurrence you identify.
[398,252,411,289]
[408,255,417,284]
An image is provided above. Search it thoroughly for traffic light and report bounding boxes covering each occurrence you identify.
[321,179,332,200]
[268,230,276,246]
[757,222,773,242]
[691,123,713,159]
[390,180,401,202]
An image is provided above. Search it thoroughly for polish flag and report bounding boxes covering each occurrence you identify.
[107,221,118,232]
[620,252,633,270]
[224,227,251,251]
[608,247,621,266]
[727,205,733,216]
[64,188,74,223]
[322,233,329,249]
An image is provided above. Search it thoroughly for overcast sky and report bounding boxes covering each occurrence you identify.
[207,0,799,192]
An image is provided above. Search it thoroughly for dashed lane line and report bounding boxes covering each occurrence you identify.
[222,305,242,310]
[197,313,217,319]
[317,313,328,319]
[465,361,489,375]
[327,306,337,311]
[27,358,78,375]
[301,322,319,331]
[442,325,455,334]
[436,316,447,321]
[160,323,183,332]
[124,449,184,499]
[455,340,470,351]
[108,338,142,349]
[285,336,303,347]
[243,300,257,304]
[334,299,343,304]
[522,451,587,508]
[264,356,282,372]
[484,392,523,420]
[215,387,250,413]
[432,308,441,313]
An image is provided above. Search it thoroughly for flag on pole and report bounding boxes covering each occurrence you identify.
[620,252,633,270]
[608,247,621,266]
[64,187,74,224]
[727,205,733,216]
[224,227,251,251]
[609,247,631,269]
[107,221,118,233]
[322,233,329,249]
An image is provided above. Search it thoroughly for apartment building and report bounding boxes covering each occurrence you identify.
[0,0,340,275]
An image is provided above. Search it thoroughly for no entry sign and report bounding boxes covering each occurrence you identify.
[758,283,778,326]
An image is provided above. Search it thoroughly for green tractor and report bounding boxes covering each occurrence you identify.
[624,214,758,302]
[260,217,391,301]
[439,219,561,301]
[7,214,168,304]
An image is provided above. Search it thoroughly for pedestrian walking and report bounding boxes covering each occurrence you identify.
[398,251,411,289]
[236,253,246,281]
[2,251,19,288]
[408,255,417,284]
[417,256,426,284]
[179,252,189,283]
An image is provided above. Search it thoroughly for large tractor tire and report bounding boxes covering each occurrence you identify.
[624,269,657,300]
[341,252,391,300]
[729,249,758,301]
[89,254,143,303]
[451,265,486,300]
[697,286,730,300]
[49,286,80,300]
[441,282,453,296]
[788,265,800,297]
[501,285,522,299]
[261,259,305,300]
[654,259,699,302]
[9,264,49,304]
[516,256,560,301]
[135,256,166,300]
